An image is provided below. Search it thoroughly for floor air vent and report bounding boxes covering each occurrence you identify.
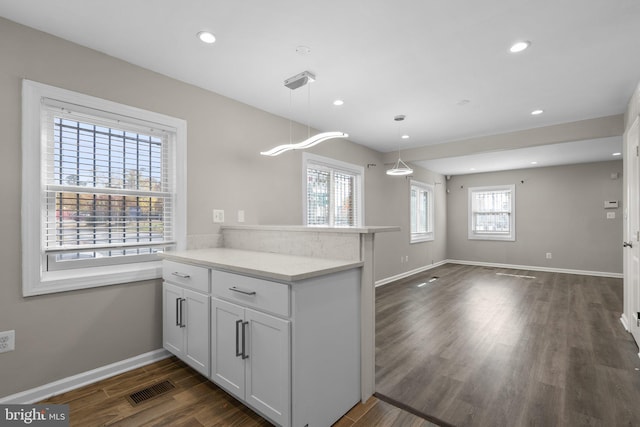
[127,380,175,406]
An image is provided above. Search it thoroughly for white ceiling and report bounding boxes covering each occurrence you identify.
[416,136,623,176]
[1,0,638,173]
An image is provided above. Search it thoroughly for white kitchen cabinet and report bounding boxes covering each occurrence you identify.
[211,297,290,426]
[210,268,360,427]
[162,253,361,427]
[163,282,184,356]
[162,282,210,377]
[210,297,244,398]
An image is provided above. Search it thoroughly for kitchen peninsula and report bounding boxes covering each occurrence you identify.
[161,225,398,426]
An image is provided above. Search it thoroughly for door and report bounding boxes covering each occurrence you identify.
[245,308,290,427]
[163,282,184,356]
[183,288,210,376]
[625,116,640,346]
[211,297,245,400]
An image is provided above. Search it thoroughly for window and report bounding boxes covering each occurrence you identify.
[22,80,186,296]
[303,153,363,227]
[468,185,515,241]
[410,181,434,243]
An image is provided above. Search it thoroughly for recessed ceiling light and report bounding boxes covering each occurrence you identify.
[613,152,622,156]
[470,168,476,171]
[531,109,544,115]
[333,99,344,106]
[531,161,538,165]
[197,31,216,44]
[510,41,531,53]
[296,45,311,56]
[401,134,410,139]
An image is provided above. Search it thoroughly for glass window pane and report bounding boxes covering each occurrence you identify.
[469,186,514,239]
[307,168,330,226]
[47,116,169,262]
[334,171,355,226]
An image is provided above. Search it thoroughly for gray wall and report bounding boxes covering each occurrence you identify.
[0,17,446,397]
[447,161,623,274]
[373,166,447,281]
[0,15,622,399]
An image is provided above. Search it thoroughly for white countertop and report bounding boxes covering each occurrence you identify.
[221,225,400,234]
[160,248,363,282]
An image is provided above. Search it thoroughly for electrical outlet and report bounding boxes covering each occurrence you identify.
[238,210,245,223]
[213,209,225,223]
[546,252,552,259]
[0,330,15,353]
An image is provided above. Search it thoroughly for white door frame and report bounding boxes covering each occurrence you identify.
[623,115,640,353]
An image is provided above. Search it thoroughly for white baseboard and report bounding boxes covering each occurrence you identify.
[0,349,172,404]
[375,260,448,287]
[446,259,623,279]
[621,314,630,331]
[376,259,622,288]
[619,316,640,362]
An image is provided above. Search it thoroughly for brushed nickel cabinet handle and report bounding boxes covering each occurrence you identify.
[179,298,186,328]
[229,286,256,296]
[242,321,249,360]
[172,272,191,279]
[235,319,243,357]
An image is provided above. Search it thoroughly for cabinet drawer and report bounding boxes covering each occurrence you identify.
[212,270,290,317]
[163,260,210,293]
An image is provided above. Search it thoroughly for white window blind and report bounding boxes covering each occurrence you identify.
[468,185,515,241]
[43,101,175,269]
[306,167,330,226]
[333,170,357,226]
[303,153,363,227]
[22,80,186,296]
[410,181,434,242]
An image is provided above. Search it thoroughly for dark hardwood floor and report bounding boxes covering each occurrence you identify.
[41,357,436,426]
[40,263,640,426]
[375,264,640,426]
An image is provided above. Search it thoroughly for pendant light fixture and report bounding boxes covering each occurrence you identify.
[386,115,413,176]
[260,71,348,156]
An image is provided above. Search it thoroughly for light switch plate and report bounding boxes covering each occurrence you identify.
[607,211,616,219]
[604,200,619,209]
[213,209,225,223]
[0,330,15,353]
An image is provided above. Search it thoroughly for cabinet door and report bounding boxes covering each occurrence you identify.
[183,288,210,376]
[211,297,245,401]
[163,282,184,356]
[245,308,291,427]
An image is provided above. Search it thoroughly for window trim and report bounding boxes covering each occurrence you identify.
[467,184,516,241]
[302,152,364,227]
[22,80,187,296]
[410,180,434,243]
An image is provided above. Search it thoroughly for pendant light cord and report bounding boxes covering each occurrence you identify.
[307,82,311,139]
[260,70,349,156]
[397,117,402,158]
[289,89,293,144]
